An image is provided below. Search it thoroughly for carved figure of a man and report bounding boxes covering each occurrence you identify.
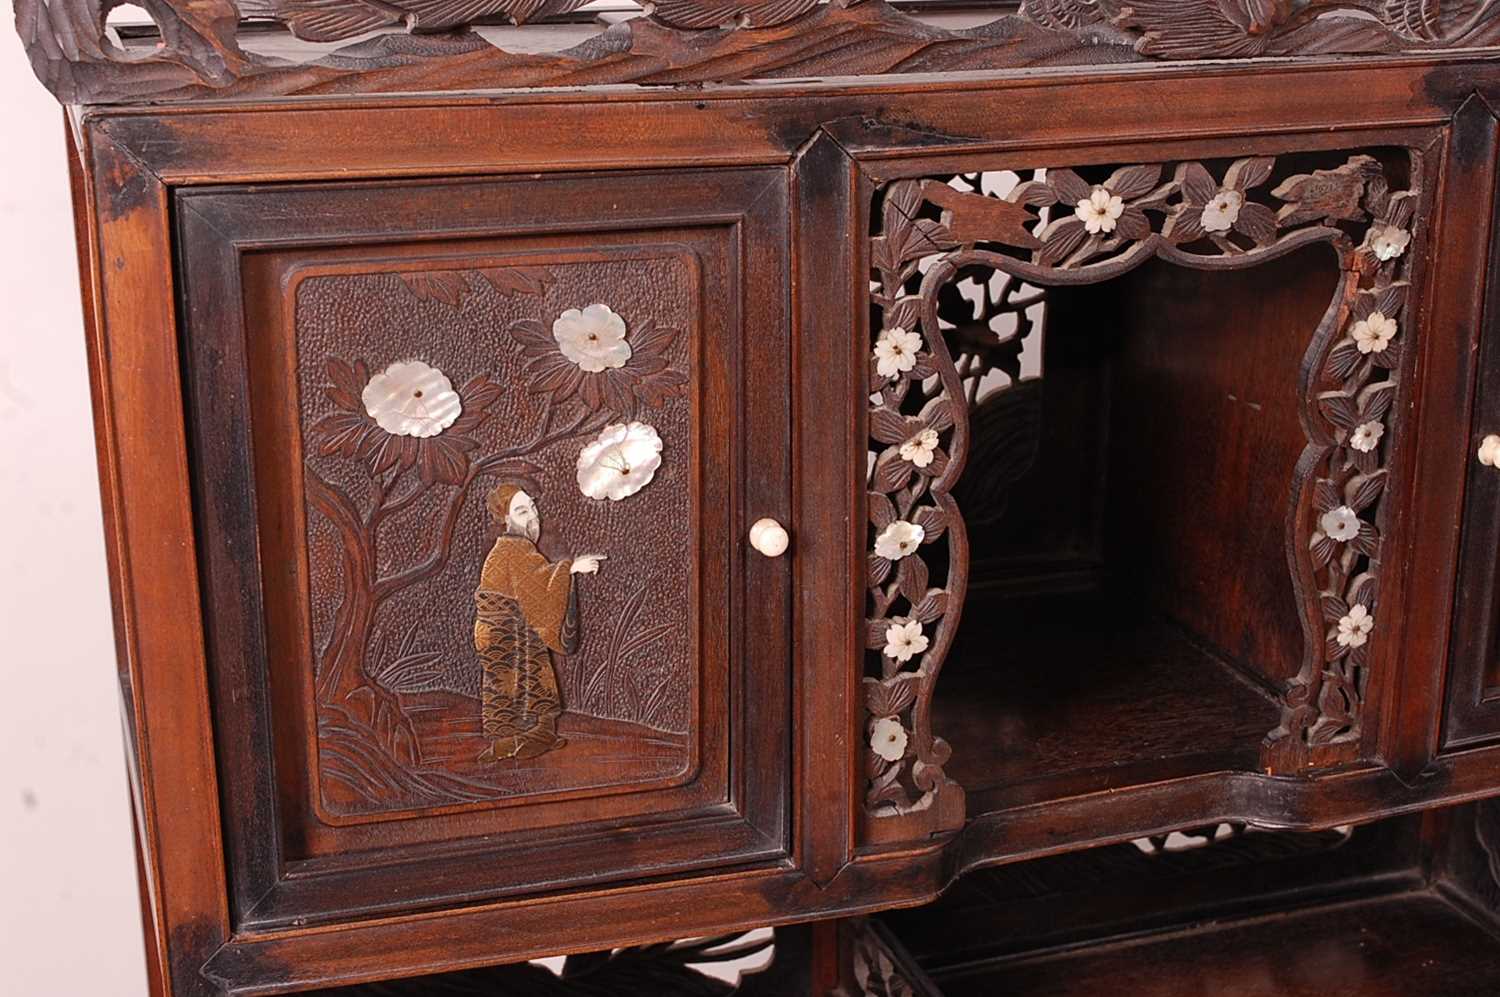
[473,484,604,761]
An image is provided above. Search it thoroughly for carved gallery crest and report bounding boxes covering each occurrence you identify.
[16,0,1500,102]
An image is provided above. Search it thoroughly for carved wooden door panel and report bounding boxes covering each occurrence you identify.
[1445,233,1500,748]
[174,169,791,929]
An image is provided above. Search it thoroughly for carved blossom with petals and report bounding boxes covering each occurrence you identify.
[576,421,664,501]
[361,360,462,439]
[553,303,631,372]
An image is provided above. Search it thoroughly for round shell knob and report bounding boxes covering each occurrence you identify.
[749,518,789,558]
[1481,435,1500,468]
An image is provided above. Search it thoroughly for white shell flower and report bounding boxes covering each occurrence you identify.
[1074,187,1125,235]
[1336,604,1375,648]
[899,428,940,468]
[874,520,925,560]
[1320,506,1361,543]
[870,716,909,763]
[1349,421,1384,453]
[874,327,923,379]
[1201,189,1244,233]
[553,303,632,373]
[883,619,929,663]
[1351,311,1398,354]
[576,421,663,501]
[1369,225,1411,262]
[361,360,462,439]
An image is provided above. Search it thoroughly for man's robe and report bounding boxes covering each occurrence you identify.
[473,535,579,760]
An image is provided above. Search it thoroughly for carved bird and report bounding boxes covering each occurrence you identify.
[646,0,863,29]
[918,181,1042,250]
[237,0,591,42]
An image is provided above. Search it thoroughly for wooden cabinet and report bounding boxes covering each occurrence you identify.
[23,0,1500,991]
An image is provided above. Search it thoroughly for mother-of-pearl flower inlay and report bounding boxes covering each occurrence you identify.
[1320,506,1361,543]
[874,327,923,379]
[361,360,463,439]
[870,717,909,763]
[576,421,664,501]
[1074,187,1125,234]
[1349,421,1384,453]
[1368,225,1412,262]
[1336,605,1375,648]
[1351,311,1398,354]
[883,619,929,663]
[874,520,925,560]
[554,303,632,373]
[899,428,941,468]
[1201,189,1244,233]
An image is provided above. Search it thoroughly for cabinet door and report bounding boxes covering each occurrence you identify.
[1446,267,1500,748]
[176,169,791,929]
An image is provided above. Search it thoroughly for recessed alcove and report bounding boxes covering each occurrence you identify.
[925,235,1346,813]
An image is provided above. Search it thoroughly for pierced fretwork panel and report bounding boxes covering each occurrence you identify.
[864,149,1424,826]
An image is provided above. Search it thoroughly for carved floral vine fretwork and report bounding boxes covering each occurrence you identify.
[16,0,1500,103]
[865,149,1423,818]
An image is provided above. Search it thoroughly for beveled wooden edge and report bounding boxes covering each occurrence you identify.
[1419,95,1500,753]
[76,120,233,997]
[75,57,1497,188]
[190,744,1500,994]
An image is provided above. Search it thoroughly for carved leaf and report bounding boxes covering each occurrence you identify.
[649,0,822,29]
[1104,163,1163,199]
[872,450,916,492]
[313,410,375,457]
[1177,162,1219,203]
[897,554,930,603]
[1224,156,1277,192]
[1234,201,1279,246]
[910,589,948,622]
[1038,217,1090,266]
[866,676,918,717]
[1045,168,1093,206]
[1347,471,1386,512]
[475,265,554,296]
[871,406,914,445]
[913,505,947,540]
[1318,392,1361,430]
[398,269,470,307]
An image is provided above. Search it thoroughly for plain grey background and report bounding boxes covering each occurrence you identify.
[2,28,150,994]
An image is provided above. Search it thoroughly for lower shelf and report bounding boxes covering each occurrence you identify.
[871,809,1500,997]
[916,892,1500,996]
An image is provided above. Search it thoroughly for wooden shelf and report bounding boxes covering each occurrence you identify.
[872,813,1500,996]
[917,892,1500,996]
[937,594,1282,813]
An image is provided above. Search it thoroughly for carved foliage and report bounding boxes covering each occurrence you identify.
[1279,168,1419,751]
[300,257,696,817]
[865,150,1422,814]
[17,0,1500,104]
